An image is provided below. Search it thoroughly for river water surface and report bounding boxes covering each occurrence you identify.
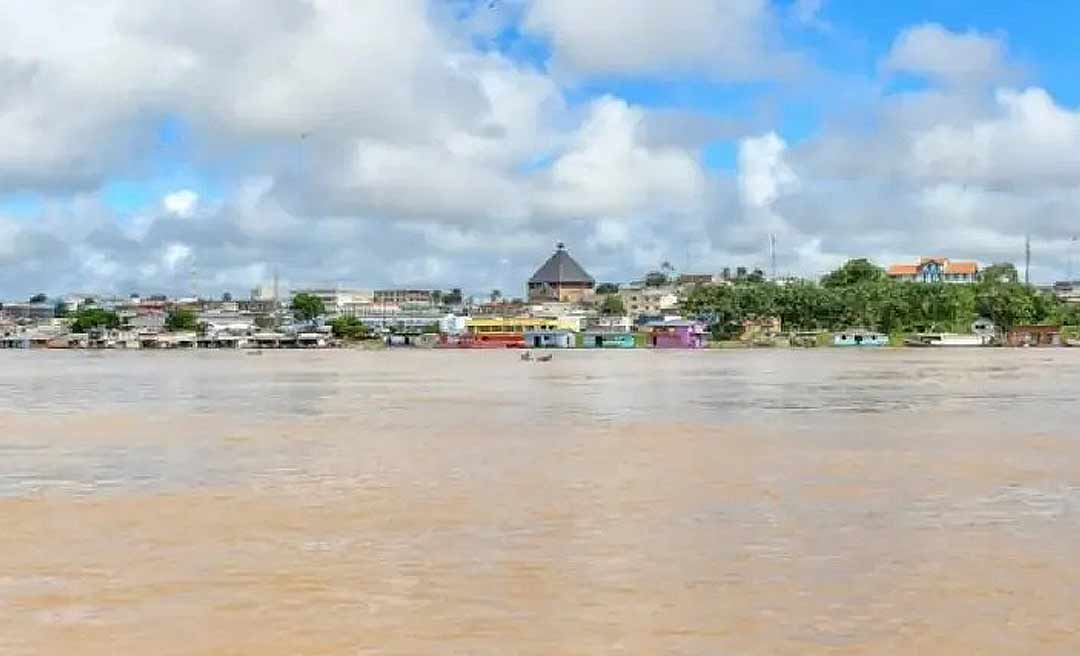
[2,349,1080,654]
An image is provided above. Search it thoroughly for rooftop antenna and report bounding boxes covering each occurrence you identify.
[1025,233,1031,285]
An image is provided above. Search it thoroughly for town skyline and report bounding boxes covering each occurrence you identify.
[5,2,1080,297]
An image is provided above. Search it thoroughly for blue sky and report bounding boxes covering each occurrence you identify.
[2,0,1080,297]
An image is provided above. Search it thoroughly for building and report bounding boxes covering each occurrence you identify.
[527,243,596,303]
[643,319,706,349]
[1052,281,1080,303]
[833,330,888,347]
[291,288,373,317]
[0,302,55,321]
[523,330,575,348]
[676,273,721,286]
[373,289,441,307]
[1007,325,1062,347]
[581,330,636,348]
[618,285,679,320]
[463,317,565,348]
[886,257,979,283]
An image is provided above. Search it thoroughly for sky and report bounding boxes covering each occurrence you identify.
[3,0,1080,299]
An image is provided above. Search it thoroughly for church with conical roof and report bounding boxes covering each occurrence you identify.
[526,243,596,303]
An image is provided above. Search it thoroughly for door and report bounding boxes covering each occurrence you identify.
[594,335,603,348]
[533,336,542,347]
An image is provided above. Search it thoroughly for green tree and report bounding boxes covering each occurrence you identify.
[54,301,69,318]
[981,262,1020,284]
[595,282,620,295]
[599,295,626,316]
[69,308,120,333]
[28,293,47,304]
[165,308,199,332]
[291,293,325,322]
[821,258,886,288]
[330,316,370,340]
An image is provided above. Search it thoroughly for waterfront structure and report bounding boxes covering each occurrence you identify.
[527,243,596,303]
[581,331,636,348]
[523,330,575,348]
[644,319,706,349]
[886,257,979,283]
[833,330,888,347]
[1007,325,1062,347]
[463,317,564,348]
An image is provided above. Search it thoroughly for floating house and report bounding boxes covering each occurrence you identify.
[644,320,706,349]
[523,330,575,348]
[581,331,636,348]
[1006,325,1062,347]
[460,317,565,348]
[833,330,888,347]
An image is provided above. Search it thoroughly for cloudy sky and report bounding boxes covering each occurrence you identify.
[3,0,1080,299]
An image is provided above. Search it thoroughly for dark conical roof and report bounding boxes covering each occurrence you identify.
[528,243,595,284]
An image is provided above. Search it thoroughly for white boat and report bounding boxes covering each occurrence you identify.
[904,333,989,347]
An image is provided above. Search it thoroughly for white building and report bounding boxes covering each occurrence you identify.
[617,285,680,319]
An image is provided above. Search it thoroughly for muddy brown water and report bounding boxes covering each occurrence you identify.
[2,349,1080,654]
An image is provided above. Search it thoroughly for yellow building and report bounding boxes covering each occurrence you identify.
[465,317,571,334]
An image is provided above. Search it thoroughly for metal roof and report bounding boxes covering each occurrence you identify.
[528,244,595,285]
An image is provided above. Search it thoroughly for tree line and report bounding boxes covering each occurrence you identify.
[682,259,1079,339]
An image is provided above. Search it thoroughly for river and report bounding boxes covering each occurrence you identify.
[2,349,1079,654]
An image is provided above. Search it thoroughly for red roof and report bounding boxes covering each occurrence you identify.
[944,261,978,274]
[887,258,979,277]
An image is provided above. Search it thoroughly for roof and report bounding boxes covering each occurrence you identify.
[943,261,978,274]
[887,258,979,276]
[528,244,595,285]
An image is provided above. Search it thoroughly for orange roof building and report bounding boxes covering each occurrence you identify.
[886,257,980,283]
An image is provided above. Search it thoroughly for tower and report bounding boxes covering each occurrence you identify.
[770,234,777,280]
[1025,234,1031,285]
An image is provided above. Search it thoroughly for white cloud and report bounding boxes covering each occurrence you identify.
[162,242,192,271]
[523,0,799,79]
[541,97,705,217]
[738,132,798,210]
[163,190,199,217]
[882,23,1009,84]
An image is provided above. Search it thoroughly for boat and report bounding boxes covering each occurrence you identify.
[833,330,888,347]
[535,354,553,362]
[246,350,264,356]
[520,351,532,361]
[904,333,989,347]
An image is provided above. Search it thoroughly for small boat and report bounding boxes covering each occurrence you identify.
[246,350,264,356]
[520,351,532,361]
[905,333,988,347]
[535,354,553,362]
